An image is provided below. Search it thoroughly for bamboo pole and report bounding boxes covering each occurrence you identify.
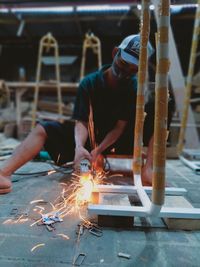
[32,32,63,128]
[133,0,151,176]
[152,0,170,206]
[177,1,200,154]
[80,32,102,81]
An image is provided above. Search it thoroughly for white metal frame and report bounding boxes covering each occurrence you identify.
[88,174,200,219]
[180,156,200,172]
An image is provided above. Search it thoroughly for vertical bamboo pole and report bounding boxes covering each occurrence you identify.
[54,40,63,120]
[96,37,102,70]
[152,0,170,206]
[80,36,87,80]
[177,1,200,154]
[133,0,151,175]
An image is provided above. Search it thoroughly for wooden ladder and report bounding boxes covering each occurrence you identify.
[32,32,63,128]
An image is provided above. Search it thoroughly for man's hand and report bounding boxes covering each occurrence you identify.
[74,146,92,171]
[91,148,104,173]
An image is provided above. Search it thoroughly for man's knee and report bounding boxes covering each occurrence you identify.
[32,124,47,139]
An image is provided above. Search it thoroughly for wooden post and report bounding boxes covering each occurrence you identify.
[177,1,200,154]
[133,0,151,176]
[32,32,63,128]
[152,0,170,206]
[0,80,10,108]
[80,32,102,81]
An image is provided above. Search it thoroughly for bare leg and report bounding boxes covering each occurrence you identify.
[141,136,153,186]
[0,124,47,194]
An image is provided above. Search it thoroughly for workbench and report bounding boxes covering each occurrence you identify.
[6,81,79,125]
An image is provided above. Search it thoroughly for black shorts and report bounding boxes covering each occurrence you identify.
[40,121,76,165]
[40,120,135,164]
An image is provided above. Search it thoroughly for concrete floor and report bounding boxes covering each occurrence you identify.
[0,159,200,267]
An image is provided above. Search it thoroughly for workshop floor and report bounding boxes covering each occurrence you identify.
[0,159,200,267]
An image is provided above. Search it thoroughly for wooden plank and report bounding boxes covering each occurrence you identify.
[6,81,79,94]
[163,196,200,230]
[38,101,73,116]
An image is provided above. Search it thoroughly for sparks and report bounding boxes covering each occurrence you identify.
[47,170,56,175]
[31,243,45,252]
[56,233,70,240]
[30,199,45,204]
[29,170,106,228]
[2,215,29,225]
[35,206,45,210]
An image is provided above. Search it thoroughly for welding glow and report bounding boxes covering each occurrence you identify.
[29,170,105,228]
[76,175,94,203]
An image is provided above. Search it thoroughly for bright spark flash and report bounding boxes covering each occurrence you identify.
[29,170,106,228]
[50,171,105,219]
[76,174,94,204]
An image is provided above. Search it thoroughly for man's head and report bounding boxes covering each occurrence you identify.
[111,34,154,80]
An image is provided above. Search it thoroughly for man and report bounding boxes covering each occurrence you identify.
[0,34,173,194]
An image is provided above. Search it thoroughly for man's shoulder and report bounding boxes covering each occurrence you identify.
[80,70,101,88]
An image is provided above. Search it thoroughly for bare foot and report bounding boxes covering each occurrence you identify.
[0,174,12,194]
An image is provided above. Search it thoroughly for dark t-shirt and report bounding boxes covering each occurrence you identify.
[41,65,175,163]
[73,65,138,150]
[73,65,175,154]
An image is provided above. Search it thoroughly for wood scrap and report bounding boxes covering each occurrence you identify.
[38,101,74,116]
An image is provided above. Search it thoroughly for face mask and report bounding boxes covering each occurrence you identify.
[111,50,138,80]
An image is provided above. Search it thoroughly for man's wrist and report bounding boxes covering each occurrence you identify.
[96,145,102,154]
[75,145,84,149]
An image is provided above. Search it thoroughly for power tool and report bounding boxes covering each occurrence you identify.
[79,159,91,176]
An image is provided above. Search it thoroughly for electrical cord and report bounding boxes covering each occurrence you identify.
[12,157,110,178]
[13,160,74,176]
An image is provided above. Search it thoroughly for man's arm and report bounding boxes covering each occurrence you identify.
[91,120,127,162]
[74,120,91,168]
